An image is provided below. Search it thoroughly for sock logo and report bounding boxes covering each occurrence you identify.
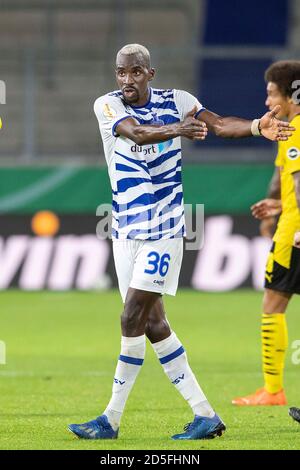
[114,377,125,385]
[172,373,184,385]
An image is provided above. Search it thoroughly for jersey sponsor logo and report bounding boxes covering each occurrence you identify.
[153,279,165,286]
[287,147,300,160]
[103,103,117,120]
[157,139,173,154]
[130,143,157,156]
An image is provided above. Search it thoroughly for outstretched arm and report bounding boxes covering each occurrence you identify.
[198,105,295,141]
[115,106,207,145]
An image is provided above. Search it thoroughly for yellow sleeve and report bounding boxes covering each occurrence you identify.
[285,128,300,174]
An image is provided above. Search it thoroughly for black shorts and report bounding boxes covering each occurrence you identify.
[264,243,300,295]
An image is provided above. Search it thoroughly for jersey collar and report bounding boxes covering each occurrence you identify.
[128,88,152,110]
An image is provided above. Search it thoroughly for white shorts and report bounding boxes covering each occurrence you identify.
[112,238,183,303]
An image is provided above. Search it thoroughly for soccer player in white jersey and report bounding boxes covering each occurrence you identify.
[68,44,294,441]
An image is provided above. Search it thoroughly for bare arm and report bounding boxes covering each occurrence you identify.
[294,171,300,210]
[198,109,253,138]
[198,105,295,141]
[267,167,281,199]
[257,168,281,238]
[115,107,207,145]
[251,170,282,220]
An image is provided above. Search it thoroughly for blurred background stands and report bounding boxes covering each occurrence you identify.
[0,0,299,165]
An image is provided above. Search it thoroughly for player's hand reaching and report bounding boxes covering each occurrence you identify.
[251,198,282,220]
[179,106,208,141]
[259,105,295,141]
[294,231,300,248]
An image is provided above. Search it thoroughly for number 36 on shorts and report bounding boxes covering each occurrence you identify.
[144,251,171,277]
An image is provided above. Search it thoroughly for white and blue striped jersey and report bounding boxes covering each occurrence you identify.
[94,88,204,240]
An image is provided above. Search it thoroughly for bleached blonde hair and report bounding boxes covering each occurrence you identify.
[116,44,151,68]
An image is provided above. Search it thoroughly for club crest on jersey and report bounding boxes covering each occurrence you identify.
[287,147,300,160]
[103,103,117,120]
[149,112,164,126]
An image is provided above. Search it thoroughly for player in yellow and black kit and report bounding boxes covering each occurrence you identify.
[232,61,300,407]
[264,114,300,294]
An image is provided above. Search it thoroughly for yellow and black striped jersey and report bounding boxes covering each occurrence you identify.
[274,114,300,252]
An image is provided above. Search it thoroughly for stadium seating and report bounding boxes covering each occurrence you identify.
[0,1,299,162]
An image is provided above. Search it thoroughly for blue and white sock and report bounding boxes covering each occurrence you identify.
[104,334,145,430]
[151,332,214,418]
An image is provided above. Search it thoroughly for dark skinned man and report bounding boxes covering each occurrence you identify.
[69,45,294,441]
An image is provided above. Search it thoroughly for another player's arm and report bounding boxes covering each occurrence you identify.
[268,167,281,200]
[115,107,207,145]
[294,171,300,209]
[254,168,282,214]
[198,105,295,141]
[258,167,281,238]
[293,171,300,248]
[251,198,282,220]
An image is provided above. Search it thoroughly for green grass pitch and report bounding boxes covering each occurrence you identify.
[1,289,300,450]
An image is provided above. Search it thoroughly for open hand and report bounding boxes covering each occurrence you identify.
[251,198,282,220]
[259,105,295,141]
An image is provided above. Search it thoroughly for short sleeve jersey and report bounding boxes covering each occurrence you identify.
[274,114,300,246]
[94,88,204,240]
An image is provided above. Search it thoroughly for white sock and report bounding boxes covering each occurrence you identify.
[104,334,145,430]
[151,332,215,418]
